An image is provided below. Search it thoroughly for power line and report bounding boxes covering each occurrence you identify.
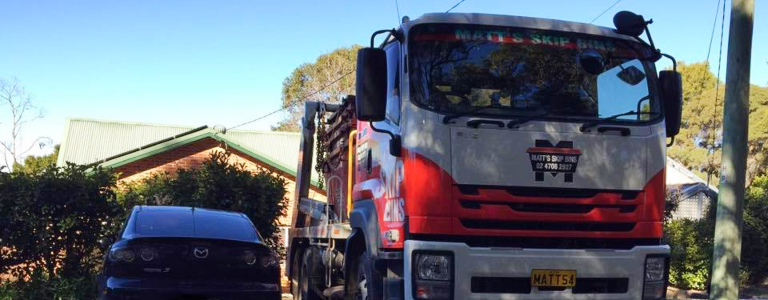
[446,0,466,13]
[394,0,402,24]
[706,0,723,62]
[706,0,727,187]
[229,69,356,130]
[590,0,623,24]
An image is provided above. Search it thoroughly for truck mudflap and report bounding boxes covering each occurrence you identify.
[403,240,670,300]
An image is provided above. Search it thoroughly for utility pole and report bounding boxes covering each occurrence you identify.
[710,0,754,299]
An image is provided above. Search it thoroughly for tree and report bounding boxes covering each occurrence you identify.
[273,45,360,131]
[15,144,59,175]
[667,62,768,185]
[0,77,52,171]
[667,62,723,180]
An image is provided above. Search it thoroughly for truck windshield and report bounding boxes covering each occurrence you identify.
[408,23,661,123]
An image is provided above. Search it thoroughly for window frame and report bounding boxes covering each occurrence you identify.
[384,40,402,125]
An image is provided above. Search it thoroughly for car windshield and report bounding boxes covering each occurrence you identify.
[408,23,661,122]
[133,209,260,242]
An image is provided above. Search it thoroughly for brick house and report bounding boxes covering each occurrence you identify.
[56,118,326,242]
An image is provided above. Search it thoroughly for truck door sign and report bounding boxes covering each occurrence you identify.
[527,140,581,183]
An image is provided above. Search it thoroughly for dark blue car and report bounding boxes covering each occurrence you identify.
[98,206,280,300]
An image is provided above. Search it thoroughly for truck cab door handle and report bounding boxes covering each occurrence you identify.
[466,119,505,128]
[366,149,372,174]
[597,126,631,136]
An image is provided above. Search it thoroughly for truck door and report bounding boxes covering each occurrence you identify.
[355,40,405,250]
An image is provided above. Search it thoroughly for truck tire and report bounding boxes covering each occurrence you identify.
[300,249,322,300]
[349,250,383,300]
[291,248,303,299]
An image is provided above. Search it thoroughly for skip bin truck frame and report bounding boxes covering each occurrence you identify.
[287,11,683,300]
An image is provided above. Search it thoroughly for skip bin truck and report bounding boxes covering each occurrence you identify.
[287,10,683,300]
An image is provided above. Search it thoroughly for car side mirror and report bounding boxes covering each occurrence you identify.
[98,237,114,248]
[659,70,683,137]
[355,48,387,122]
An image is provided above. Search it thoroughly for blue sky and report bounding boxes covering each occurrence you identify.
[1,0,766,157]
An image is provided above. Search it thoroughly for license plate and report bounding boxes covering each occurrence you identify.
[530,269,576,287]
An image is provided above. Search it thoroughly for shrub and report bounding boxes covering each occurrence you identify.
[0,164,119,281]
[742,176,768,284]
[665,175,768,289]
[0,273,97,300]
[665,218,711,290]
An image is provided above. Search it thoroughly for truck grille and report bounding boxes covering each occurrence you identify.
[471,277,531,294]
[410,234,660,249]
[457,185,640,200]
[470,277,629,294]
[460,220,636,232]
[460,200,637,214]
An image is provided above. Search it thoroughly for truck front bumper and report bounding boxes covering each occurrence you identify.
[404,240,670,300]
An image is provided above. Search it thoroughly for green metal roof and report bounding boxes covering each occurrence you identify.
[57,118,320,185]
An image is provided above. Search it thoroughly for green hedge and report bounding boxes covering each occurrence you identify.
[0,164,119,281]
[665,175,768,289]
[742,176,768,284]
[665,218,712,289]
[0,151,288,299]
[0,274,97,300]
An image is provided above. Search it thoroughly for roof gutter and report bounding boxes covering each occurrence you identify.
[86,125,209,168]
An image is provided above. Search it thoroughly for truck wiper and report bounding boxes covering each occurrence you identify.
[579,110,659,132]
[506,112,550,128]
[442,106,494,124]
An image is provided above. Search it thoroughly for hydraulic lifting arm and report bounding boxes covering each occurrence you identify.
[290,101,340,230]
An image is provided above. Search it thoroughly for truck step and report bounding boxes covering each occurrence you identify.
[323,285,345,299]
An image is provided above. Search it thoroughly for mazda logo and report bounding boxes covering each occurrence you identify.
[193,247,209,259]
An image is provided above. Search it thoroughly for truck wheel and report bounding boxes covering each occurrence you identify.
[350,251,382,300]
[300,250,322,300]
[291,248,303,299]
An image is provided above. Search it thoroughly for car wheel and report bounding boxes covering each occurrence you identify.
[351,250,382,300]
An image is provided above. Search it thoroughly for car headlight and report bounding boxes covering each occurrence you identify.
[109,248,135,263]
[260,253,279,268]
[416,254,451,281]
[139,247,156,262]
[241,250,258,265]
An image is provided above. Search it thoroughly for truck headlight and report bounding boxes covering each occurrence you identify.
[413,252,453,300]
[644,257,665,281]
[416,254,451,281]
[642,255,669,300]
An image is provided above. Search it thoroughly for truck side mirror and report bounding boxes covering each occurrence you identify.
[355,48,387,122]
[613,11,646,37]
[659,70,682,137]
